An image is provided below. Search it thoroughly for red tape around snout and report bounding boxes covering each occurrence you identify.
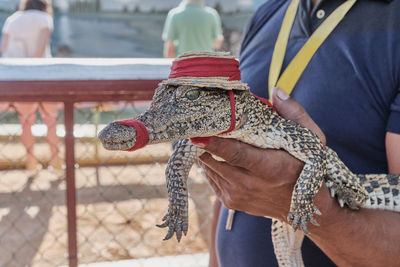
[114,119,149,151]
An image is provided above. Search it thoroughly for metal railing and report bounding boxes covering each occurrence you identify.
[0,58,214,267]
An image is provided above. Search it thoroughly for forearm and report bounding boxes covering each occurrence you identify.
[34,28,50,57]
[1,34,8,55]
[34,39,47,57]
[214,35,224,50]
[163,41,175,58]
[309,184,400,266]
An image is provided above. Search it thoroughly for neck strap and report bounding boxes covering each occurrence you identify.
[268,0,357,98]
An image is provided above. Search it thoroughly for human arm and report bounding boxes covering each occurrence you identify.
[33,28,51,58]
[198,87,400,267]
[162,11,177,58]
[163,40,175,58]
[213,35,224,51]
[386,132,400,173]
[1,17,10,57]
[1,33,9,56]
[212,11,223,51]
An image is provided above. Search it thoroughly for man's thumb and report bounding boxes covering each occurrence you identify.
[271,87,326,145]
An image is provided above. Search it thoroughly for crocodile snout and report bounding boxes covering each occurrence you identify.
[98,122,137,150]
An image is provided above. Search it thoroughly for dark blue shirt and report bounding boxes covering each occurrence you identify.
[217,0,400,266]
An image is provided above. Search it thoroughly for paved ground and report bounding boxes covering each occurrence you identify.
[68,253,208,267]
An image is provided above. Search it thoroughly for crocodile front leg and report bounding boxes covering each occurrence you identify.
[278,120,325,233]
[156,139,199,241]
[287,157,324,233]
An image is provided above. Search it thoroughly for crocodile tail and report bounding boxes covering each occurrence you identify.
[358,174,400,212]
[271,218,305,267]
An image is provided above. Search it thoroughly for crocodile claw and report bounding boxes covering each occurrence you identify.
[330,188,336,198]
[325,182,364,210]
[309,214,320,226]
[156,220,169,228]
[287,206,321,234]
[156,213,188,242]
[164,226,175,241]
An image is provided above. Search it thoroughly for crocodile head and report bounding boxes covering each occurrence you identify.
[98,84,249,151]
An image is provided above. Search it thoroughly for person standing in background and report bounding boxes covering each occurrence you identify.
[2,0,52,58]
[162,0,223,58]
[1,0,61,171]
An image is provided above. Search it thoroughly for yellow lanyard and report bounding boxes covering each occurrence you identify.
[268,0,357,98]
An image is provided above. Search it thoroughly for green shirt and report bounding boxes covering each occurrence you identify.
[162,2,222,56]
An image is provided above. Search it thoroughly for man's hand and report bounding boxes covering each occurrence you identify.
[199,138,303,221]
[196,87,330,222]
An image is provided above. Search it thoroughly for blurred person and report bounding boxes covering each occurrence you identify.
[1,0,61,171]
[162,0,223,58]
[1,0,53,58]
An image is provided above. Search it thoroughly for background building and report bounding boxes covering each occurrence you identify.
[0,0,254,13]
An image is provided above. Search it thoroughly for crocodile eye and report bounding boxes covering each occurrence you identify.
[185,89,200,100]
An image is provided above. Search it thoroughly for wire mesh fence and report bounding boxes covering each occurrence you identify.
[0,101,214,267]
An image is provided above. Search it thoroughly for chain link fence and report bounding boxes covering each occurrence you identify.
[0,101,214,267]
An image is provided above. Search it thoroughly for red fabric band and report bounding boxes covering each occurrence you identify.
[169,57,241,81]
[251,93,277,111]
[190,137,210,146]
[114,119,149,151]
[220,90,236,134]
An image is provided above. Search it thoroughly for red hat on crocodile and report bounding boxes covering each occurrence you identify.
[161,52,249,91]
[169,52,241,81]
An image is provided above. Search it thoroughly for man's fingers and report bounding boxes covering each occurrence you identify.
[271,87,326,145]
[199,154,248,211]
[198,160,222,196]
[199,151,247,181]
[197,137,267,169]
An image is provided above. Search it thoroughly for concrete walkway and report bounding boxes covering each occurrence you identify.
[74,253,209,267]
